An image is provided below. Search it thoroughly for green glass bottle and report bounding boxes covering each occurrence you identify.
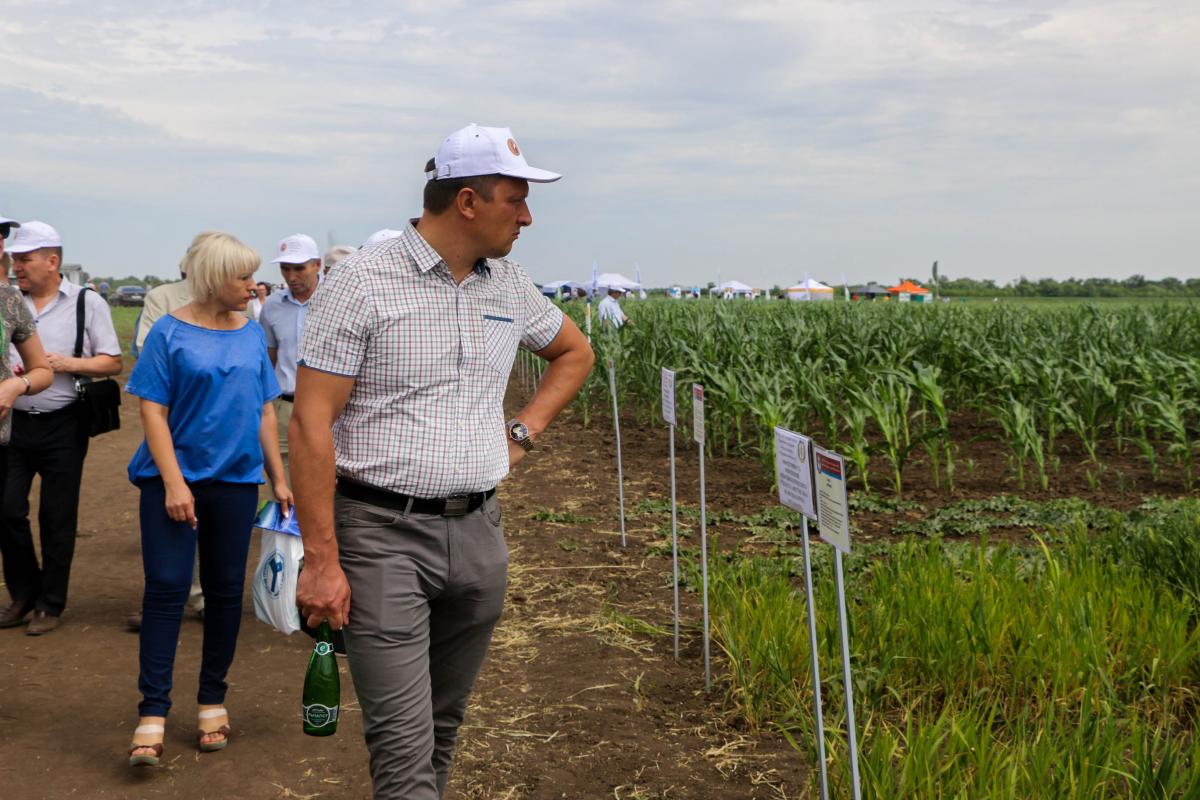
[302,621,340,736]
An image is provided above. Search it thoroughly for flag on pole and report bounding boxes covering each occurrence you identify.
[932,260,939,301]
[590,259,598,300]
[803,271,811,301]
[634,262,647,300]
[840,271,850,302]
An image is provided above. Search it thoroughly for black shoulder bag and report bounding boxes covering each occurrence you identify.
[74,288,121,437]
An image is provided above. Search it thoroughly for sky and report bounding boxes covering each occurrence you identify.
[1,0,1197,289]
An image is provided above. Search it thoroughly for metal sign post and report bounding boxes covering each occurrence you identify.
[774,427,829,800]
[608,360,627,547]
[662,368,679,658]
[693,383,710,691]
[813,445,861,800]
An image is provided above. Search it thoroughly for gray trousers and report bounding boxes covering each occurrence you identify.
[336,491,508,799]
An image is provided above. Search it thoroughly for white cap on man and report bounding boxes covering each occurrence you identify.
[271,233,320,264]
[426,124,561,183]
[361,229,404,248]
[7,221,61,253]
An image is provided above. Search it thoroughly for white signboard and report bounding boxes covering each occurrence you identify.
[692,384,705,445]
[661,368,676,426]
[813,445,851,553]
[774,427,817,521]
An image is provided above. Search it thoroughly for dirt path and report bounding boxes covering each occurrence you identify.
[0,373,807,800]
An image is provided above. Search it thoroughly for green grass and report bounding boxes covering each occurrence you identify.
[110,305,140,356]
[684,502,1200,798]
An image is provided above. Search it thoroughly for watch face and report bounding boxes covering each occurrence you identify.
[510,421,529,441]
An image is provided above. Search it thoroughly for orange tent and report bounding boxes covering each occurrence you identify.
[887,280,929,295]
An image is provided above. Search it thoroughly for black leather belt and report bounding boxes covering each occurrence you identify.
[336,477,495,517]
[280,394,295,403]
[14,404,78,419]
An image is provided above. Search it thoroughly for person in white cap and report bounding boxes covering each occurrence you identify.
[360,229,404,249]
[322,245,355,276]
[0,217,55,586]
[597,286,631,329]
[259,234,321,475]
[0,221,122,636]
[291,124,594,799]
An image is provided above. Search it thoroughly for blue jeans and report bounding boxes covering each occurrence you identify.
[137,478,259,717]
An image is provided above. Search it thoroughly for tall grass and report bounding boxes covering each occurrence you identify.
[702,517,1200,798]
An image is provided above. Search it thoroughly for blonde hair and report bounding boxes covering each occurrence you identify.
[183,232,260,302]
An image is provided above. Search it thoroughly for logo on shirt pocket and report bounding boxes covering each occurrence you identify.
[483,314,519,376]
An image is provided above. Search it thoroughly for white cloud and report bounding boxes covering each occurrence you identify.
[0,0,1197,285]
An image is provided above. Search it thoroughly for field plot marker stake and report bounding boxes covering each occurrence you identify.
[661,368,680,659]
[812,445,861,800]
[774,427,829,800]
[834,548,861,799]
[608,359,627,547]
[694,384,710,691]
[802,517,830,800]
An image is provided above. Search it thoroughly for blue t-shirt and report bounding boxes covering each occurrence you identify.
[126,315,281,485]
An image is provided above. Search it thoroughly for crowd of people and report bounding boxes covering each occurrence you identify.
[1,122,595,800]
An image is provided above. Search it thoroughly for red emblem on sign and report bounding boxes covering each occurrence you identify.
[507,138,520,156]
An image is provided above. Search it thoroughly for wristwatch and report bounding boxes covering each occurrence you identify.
[506,419,535,452]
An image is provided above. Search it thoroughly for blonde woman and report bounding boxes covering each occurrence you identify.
[126,232,291,766]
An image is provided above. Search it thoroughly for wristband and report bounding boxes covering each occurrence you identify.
[18,375,31,394]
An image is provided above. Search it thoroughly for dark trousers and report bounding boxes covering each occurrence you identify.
[137,478,258,718]
[0,408,89,615]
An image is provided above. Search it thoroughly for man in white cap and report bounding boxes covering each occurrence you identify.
[0,221,122,635]
[360,229,404,249]
[259,233,321,474]
[292,124,594,798]
[597,286,631,328]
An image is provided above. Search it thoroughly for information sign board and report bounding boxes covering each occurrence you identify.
[692,384,705,445]
[813,446,851,553]
[774,427,817,521]
[661,368,676,426]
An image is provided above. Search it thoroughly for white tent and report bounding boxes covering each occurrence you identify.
[594,272,641,294]
[710,280,756,298]
[787,278,835,302]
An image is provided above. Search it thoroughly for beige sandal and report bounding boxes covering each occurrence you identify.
[129,723,165,767]
[197,707,230,752]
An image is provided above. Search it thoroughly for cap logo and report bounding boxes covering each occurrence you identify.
[280,243,288,252]
[507,138,520,156]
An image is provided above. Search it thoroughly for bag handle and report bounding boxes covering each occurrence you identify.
[74,287,89,359]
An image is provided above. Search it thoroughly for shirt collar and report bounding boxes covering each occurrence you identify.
[403,221,492,277]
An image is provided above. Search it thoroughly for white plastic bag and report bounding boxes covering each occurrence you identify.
[251,502,304,635]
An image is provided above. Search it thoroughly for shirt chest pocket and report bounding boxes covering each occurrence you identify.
[482,314,520,377]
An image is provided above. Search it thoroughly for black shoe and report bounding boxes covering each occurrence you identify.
[0,600,33,628]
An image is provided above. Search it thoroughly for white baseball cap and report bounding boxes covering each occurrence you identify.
[7,221,61,253]
[361,228,404,248]
[0,215,20,229]
[271,233,320,264]
[427,124,561,183]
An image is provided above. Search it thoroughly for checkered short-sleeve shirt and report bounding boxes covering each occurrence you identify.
[298,223,564,497]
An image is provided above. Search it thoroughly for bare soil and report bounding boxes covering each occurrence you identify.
[0,373,809,800]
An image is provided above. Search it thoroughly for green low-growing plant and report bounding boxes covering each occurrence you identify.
[700,519,1200,798]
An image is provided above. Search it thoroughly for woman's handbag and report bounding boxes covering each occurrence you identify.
[74,289,121,437]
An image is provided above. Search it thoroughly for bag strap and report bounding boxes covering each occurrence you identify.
[74,287,88,359]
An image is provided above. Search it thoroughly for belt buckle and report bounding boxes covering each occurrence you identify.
[443,496,470,517]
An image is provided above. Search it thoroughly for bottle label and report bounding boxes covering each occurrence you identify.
[314,642,334,657]
[303,703,339,728]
